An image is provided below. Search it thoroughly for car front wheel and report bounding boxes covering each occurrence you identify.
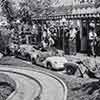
[47,62,52,70]
[32,58,36,64]
[65,64,77,75]
[25,54,31,61]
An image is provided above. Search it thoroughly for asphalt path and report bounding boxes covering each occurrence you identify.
[4,71,42,100]
[0,66,67,100]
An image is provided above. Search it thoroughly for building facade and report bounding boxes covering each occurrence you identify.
[71,0,100,54]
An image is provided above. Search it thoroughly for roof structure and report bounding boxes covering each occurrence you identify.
[0,0,100,20]
[52,0,73,7]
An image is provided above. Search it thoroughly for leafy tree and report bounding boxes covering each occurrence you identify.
[17,2,32,24]
[0,0,15,23]
[95,0,100,8]
[18,0,55,18]
[0,0,20,54]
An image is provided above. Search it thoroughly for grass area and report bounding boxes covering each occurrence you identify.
[0,73,16,100]
[0,56,32,67]
[0,56,100,100]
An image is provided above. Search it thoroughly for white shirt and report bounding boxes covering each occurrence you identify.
[42,31,47,38]
[47,28,51,37]
[41,40,48,48]
[70,28,77,38]
[49,37,54,46]
[89,31,97,40]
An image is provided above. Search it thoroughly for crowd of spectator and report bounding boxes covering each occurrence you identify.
[0,20,80,56]
[0,19,99,58]
[30,20,80,55]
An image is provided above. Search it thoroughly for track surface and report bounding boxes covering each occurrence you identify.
[0,65,67,100]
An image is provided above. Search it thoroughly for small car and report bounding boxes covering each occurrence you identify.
[43,56,68,71]
[15,44,38,61]
[8,43,19,56]
[16,44,67,71]
[32,48,66,69]
[64,60,100,79]
[31,47,64,64]
[15,45,55,62]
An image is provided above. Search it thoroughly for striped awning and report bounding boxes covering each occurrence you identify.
[32,13,100,20]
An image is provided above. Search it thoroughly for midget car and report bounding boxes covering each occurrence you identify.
[15,44,52,61]
[33,50,67,71]
[15,44,39,61]
[15,44,56,61]
[16,44,67,71]
[8,43,19,56]
[64,60,100,79]
[45,56,68,71]
[30,46,67,71]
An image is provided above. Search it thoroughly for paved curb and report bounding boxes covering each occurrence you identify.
[7,82,19,100]
[1,70,42,100]
[0,65,68,100]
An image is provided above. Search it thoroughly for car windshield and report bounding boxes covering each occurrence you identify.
[20,45,35,52]
[26,48,36,52]
[40,49,48,52]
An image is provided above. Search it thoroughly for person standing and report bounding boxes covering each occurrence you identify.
[88,26,97,57]
[48,36,55,48]
[64,27,70,55]
[41,38,48,50]
[42,29,47,40]
[41,29,49,50]
[76,27,81,52]
[69,26,77,55]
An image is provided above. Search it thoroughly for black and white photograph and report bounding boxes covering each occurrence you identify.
[0,0,100,100]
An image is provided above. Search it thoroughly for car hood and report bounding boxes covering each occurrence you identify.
[46,56,68,64]
[28,51,39,58]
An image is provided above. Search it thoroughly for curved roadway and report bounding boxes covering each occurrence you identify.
[0,66,67,100]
